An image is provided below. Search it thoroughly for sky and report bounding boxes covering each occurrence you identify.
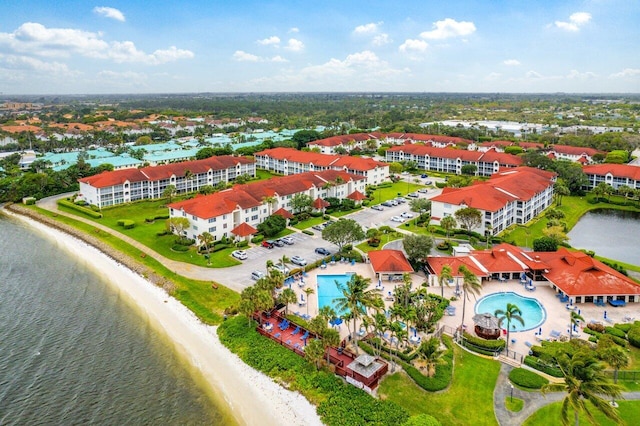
[0,0,639,94]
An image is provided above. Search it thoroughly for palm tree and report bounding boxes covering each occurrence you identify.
[555,182,570,207]
[305,339,325,370]
[278,288,297,316]
[322,328,341,365]
[439,264,453,298]
[162,184,177,203]
[197,232,214,265]
[542,350,622,426]
[388,321,407,372]
[184,169,194,193]
[600,346,629,406]
[417,337,446,377]
[569,311,584,340]
[458,265,482,334]
[333,273,381,354]
[261,195,277,216]
[494,303,525,355]
[303,287,315,316]
[440,216,457,241]
[278,254,290,270]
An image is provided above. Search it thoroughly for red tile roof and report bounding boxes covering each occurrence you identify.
[231,222,257,237]
[78,168,148,187]
[426,256,488,277]
[312,197,330,209]
[386,144,483,161]
[431,167,555,212]
[273,208,293,219]
[583,164,640,181]
[255,147,387,171]
[385,133,472,145]
[347,190,367,201]
[307,132,382,147]
[479,148,523,166]
[368,250,414,273]
[551,145,603,156]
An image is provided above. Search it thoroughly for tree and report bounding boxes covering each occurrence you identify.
[417,337,446,377]
[197,232,214,264]
[458,265,482,332]
[446,175,471,188]
[439,264,453,298]
[303,287,315,316]
[305,339,326,370]
[409,198,431,213]
[555,182,570,207]
[592,182,613,202]
[461,164,477,176]
[533,236,558,252]
[195,146,216,160]
[166,217,190,237]
[402,234,434,269]
[569,311,584,340]
[600,346,629,403]
[199,184,214,195]
[184,169,195,193]
[440,216,457,241]
[542,225,568,246]
[321,328,341,365]
[333,273,381,354]
[277,288,297,316]
[494,303,525,355]
[135,135,152,145]
[239,285,274,325]
[553,161,588,195]
[454,207,482,233]
[542,350,622,426]
[162,184,177,203]
[257,214,286,237]
[322,219,365,251]
[389,162,403,174]
[289,192,312,213]
[292,129,321,150]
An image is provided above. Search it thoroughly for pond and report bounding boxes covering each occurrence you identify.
[567,209,640,266]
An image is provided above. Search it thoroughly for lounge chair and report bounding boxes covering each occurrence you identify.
[292,326,301,335]
[285,339,291,346]
[301,330,309,341]
[274,332,281,339]
[293,343,301,350]
[549,330,561,340]
[524,341,533,347]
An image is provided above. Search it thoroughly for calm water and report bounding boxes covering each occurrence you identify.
[475,292,546,332]
[568,209,640,266]
[316,274,353,313]
[0,214,226,425]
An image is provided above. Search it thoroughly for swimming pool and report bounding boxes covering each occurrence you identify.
[474,292,546,332]
[317,273,354,313]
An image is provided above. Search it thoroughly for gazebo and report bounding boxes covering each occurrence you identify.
[472,313,501,340]
[312,197,330,212]
[346,190,368,205]
[273,207,294,223]
[346,353,387,389]
[231,222,257,242]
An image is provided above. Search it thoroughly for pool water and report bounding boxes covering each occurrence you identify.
[317,274,354,314]
[474,292,546,332]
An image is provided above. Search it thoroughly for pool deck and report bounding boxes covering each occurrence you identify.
[284,262,638,359]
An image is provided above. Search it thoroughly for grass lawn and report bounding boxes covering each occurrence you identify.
[58,200,241,268]
[30,206,239,324]
[292,216,325,230]
[370,182,425,204]
[356,232,403,253]
[523,400,640,426]
[505,397,524,412]
[330,207,362,217]
[378,344,500,425]
[254,169,280,181]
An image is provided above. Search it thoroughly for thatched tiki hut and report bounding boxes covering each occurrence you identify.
[473,313,501,340]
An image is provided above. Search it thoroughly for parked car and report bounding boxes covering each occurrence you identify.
[262,240,274,249]
[418,188,428,193]
[232,250,248,260]
[390,216,404,222]
[381,201,394,207]
[390,199,399,206]
[281,236,294,245]
[371,204,384,211]
[290,255,307,266]
[272,263,290,274]
[425,180,433,185]
[312,224,324,231]
[421,174,428,178]
[395,197,407,204]
[401,212,414,218]
[251,271,264,280]
[273,239,285,247]
[407,192,419,198]
[315,247,331,256]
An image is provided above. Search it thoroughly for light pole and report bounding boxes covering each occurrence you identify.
[510,383,514,403]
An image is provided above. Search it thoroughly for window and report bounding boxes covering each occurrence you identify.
[209,226,216,232]
[208,217,216,223]
[192,215,197,220]
[251,215,258,221]
[192,225,198,231]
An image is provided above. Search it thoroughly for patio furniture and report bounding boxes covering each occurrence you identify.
[301,330,309,341]
[285,339,291,346]
[525,341,533,347]
[293,343,301,350]
[292,326,301,335]
[274,332,281,339]
[608,299,626,307]
[549,330,562,341]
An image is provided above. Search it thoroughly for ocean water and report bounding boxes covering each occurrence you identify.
[0,214,227,425]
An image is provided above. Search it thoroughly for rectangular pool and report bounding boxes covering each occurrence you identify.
[317,273,354,313]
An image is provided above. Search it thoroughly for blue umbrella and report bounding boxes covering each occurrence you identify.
[537,327,542,335]
[604,310,608,319]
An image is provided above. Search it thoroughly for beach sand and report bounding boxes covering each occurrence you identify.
[6,209,323,426]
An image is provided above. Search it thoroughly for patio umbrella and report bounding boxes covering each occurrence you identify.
[537,327,542,335]
[569,298,573,305]
[604,310,608,319]
[578,309,581,315]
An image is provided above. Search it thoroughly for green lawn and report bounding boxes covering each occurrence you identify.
[505,397,524,412]
[292,216,325,230]
[523,400,640,426]
[330,207,362,217]
[30,206,239,324]
[356,232,403,253]
[57,199,241,268]
[369,182,425,204]
[254,169,280,181]
[378,344,500,425]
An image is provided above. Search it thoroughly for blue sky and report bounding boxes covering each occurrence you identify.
[1,0,638,94]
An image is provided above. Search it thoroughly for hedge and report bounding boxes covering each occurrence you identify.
[508,368,548,389]
[627,326,640,348]
[605,326,626,339]
[523,356,563,378]
[117,219,135,229]
[218,316,409,426]
[58,199,103,218]
[236,240,249,248]
[463,332,506,350]
[251,235,264,243]
[302,230,314,236]
[614,323,633,333]
[171,245,190,252]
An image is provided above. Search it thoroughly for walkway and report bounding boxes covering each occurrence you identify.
[493,364,640,425]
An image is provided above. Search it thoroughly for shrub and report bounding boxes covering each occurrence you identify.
[236,240,249,248]
[123,220,135,229]
[587,322,605,333]
[523,356,563,377]
[614,323,632,333]
[156,230,168,236]
[145,217,155,223]
[212,243,231,252]
[463,332,506,350]
[626,326,640,348]
[171,244,190,252]
[23,196,36,205]
[509,368,548,389]
[57,199,103,218]
[605,326,626,339]
[154,214,169,220]
[251,235,264,244]
[302,230,314,236]
[176,237,195,246]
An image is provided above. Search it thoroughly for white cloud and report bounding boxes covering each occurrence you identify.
[525,70,543,79]
[93,6,126,22]
[285,38,304,52]
[566,69,597,80]
[503,59,520,66]
[0,22,193,65]
[554,12,592,32]
[399,39,428,53]
[0,53,73,74]
[288,27,299,33]
[270,55,288,63]
[609,68,640,78]
[420,18,476,40]
[97,70,146,81]
[353,22,381,35]
[233,50,260,62]
[372,33,391,46]
[257,36,280,46]
[486,72,501,80]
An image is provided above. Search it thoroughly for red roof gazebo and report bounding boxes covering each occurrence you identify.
[231,222,258,238]
[346,190,367,202]
[273,207,294,219]
[312,197,330,210]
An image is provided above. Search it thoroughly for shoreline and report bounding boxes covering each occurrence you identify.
[3,206,322,426]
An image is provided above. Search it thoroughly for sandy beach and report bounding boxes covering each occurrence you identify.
[5,209,323,426]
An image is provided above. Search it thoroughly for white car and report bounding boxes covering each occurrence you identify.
[418,188,428,193]
[251,271,264,280]
[232,250,248,260]
[272,263,290,275]
[391,216,404,222]
[281,236,294,245]
[290,255,307,266]
[401,212,414,218]
[371,204,384,211]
